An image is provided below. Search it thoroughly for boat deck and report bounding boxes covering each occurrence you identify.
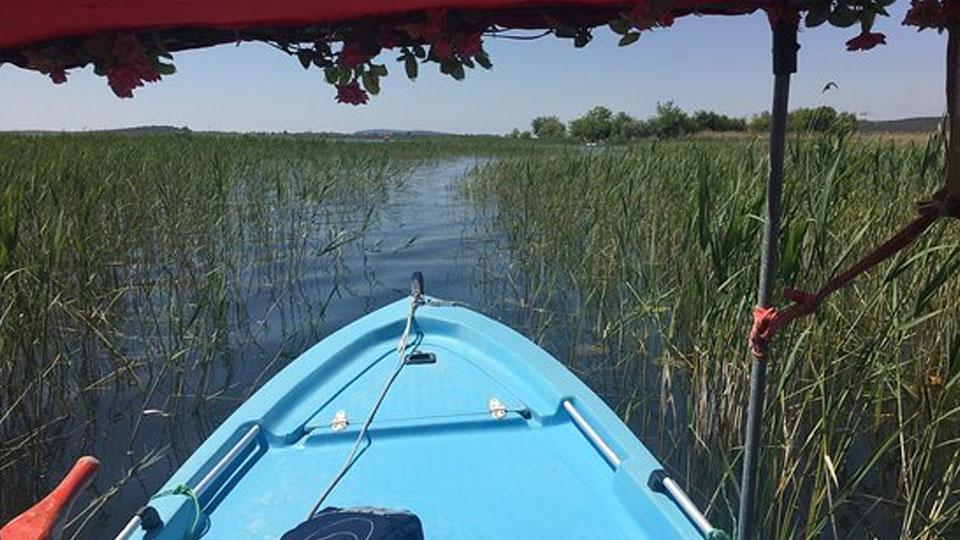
[211,414,648,539]
[132,299,702,539]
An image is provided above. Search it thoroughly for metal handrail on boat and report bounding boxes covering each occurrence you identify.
[194,424,262,498]
[649,469,716,538]
[562,399,718,539]
[113,424,262,540]
[113,401,717,538]
[562,400,621,467]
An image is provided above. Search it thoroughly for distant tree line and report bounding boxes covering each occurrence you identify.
[508,103,859,142]
[747,107,858,134]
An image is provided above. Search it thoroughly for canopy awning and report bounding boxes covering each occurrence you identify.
[0,1,760,51]
[2,0,798,100]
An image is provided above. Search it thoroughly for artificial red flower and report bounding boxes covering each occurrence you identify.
[453,32,483,57]
[49,70,67,84]
[113,34,144,65]
[904,0,943,28]
[398,22,424,40]
[335,81,369,105]
[377,28,402,49]
[337,43,369,68]
[845,31,886,51]
[104,33,162,97]
[107,62,161,98]
[423,10,447,41]
[139,65,161,83]
[625,3,675,30]
[107,67,142,98]
[22,49,69,84]
[941,0,960,25]
[430,41,453,61]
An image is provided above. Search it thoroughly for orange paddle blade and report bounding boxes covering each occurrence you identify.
[1,456,100,540]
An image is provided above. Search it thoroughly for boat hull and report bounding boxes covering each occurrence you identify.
[127,297,703,539]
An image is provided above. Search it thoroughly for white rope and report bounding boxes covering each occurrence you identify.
[306,291,422,520]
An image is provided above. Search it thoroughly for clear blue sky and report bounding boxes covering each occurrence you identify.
[0,3,945,134]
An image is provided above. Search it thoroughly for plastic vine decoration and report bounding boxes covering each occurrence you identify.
[1,1,953,103]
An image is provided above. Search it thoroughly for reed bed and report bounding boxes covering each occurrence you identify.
[463,134,959,539]
[0,132,454,537]
[1,131,955,539]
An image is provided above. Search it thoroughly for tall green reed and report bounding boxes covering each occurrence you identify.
[0,133,440,537]
[463,134,959,539]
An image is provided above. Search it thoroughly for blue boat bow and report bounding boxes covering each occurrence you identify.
[116,293,713,539]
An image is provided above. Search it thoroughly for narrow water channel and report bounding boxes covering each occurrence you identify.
[64,157,513,539]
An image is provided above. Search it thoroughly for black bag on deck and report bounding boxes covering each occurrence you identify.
[280,507,425,540]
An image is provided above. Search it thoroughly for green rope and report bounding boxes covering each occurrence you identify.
[150,484,201,538]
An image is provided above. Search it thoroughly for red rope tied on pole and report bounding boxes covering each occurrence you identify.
[750,188,960,359]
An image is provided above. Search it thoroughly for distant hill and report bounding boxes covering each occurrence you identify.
[859,116,942,133]
[1,126,194,135]
[352,129,453,138]
[1,127,459,137]
[103,125,192,135]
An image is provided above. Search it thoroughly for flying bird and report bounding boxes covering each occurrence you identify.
[822,81,839,93]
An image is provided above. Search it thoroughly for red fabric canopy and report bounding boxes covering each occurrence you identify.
[0,0,786,100]
[0,0,756,51]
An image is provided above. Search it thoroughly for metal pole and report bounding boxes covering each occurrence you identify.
[663,476,715,536]
[563,400,622,467]
[648,469,717,537]
[194,424,262,498]
[114,516,142,540]
[113,424,261,540]
[947,27,960,198]
[737,16,797,540]
[565,402,719,536]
